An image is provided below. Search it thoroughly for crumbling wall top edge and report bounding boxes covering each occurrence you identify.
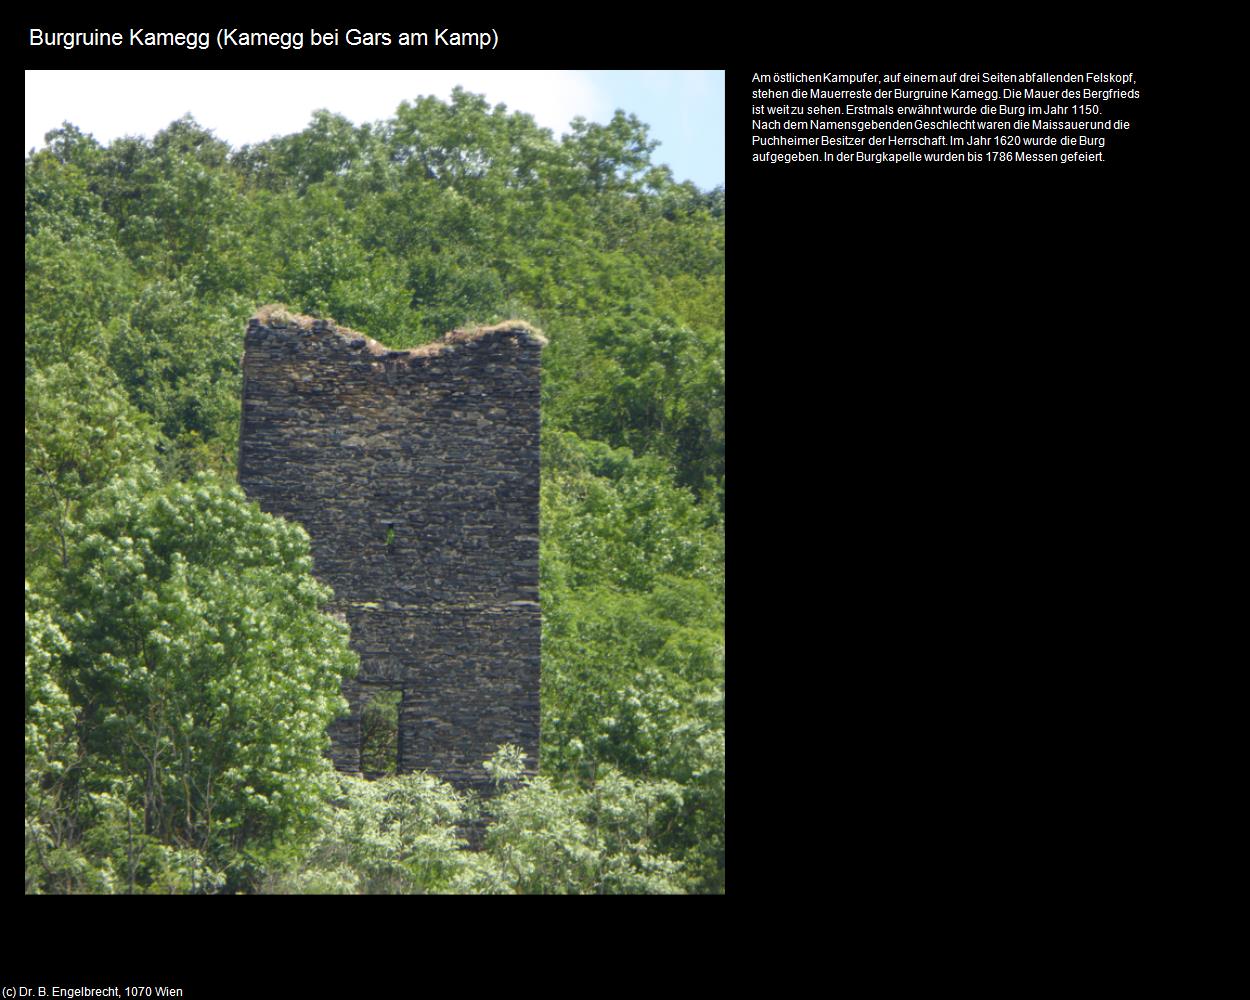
[248,305,546,358]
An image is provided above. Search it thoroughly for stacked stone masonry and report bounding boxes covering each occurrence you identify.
[238,314,543,795]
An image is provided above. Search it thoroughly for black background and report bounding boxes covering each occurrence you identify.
[22,8,1167,970]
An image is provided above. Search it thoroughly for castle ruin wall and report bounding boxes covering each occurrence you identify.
[237,315,543,793]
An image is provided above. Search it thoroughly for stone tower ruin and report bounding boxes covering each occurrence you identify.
[237,309,544,794]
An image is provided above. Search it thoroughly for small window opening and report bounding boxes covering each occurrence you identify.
[360,689,402,777]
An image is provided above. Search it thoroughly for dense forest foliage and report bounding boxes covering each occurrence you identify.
[25,88,724,893]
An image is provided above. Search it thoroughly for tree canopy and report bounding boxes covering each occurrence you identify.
[25,90,724,893]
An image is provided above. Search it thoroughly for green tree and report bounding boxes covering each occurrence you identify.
[458,749,688,894]
[56,476,358,887]
[25,148,112,241]
[563,111,660,196]
[264,772,469,894]
[25,229,136,370]
[25,357,159,582]
[234,109,375,195]
[106,277,245,474]
[25,582,80,892]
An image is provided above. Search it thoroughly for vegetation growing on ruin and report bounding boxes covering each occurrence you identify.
[25,90,724,893]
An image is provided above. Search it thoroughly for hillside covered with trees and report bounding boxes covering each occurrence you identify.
[25,88,724,893]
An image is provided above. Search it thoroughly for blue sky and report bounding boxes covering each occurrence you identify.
[25,70,725,190]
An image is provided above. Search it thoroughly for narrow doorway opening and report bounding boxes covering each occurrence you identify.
[360,688,402,778]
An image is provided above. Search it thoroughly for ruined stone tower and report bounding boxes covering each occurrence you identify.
[237,309,544,794]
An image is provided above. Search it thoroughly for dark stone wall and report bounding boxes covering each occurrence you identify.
[237,315,543,794]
